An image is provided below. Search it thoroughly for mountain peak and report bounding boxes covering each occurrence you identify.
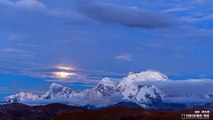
[42,83,79,99]
[94,78,119,96]
[97,78,117,87]
[125,70,168,81]
[50,83,63,89]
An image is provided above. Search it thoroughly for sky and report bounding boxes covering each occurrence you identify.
[1,0,213,98]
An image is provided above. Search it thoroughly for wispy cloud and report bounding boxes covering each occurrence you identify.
[145,43,164,48]
[180,17,200,24]
[163,7,189,13]
[3,48,26,54]
[2,48,34,61]
[202,14,213,21]
[0,65,125,84]
[7,34,22,41]
[46,77,98,84]
[115,54,132,61]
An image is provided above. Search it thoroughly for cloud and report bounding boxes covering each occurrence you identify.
[202,14,213,20]
[142,79,213,103]
[0,87,44,95]
[15,0,46,10]
[163,7,189,13]
[145,43,164,48]
[3,48,26,54]
[193,0,213,4]
[46,78,98,85]
[184,27,213,40]
[0,0,85,20]
[2,48,34,61]
[0,65,125,85]
[0,0,46,10]
[180,17,199,24]
[21,93,123,107]
[77,1,177,29]
[7,34,22,41]
[115,54,132,61]
[3,48,21,53]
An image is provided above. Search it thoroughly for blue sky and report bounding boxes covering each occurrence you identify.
[1,0,213,98]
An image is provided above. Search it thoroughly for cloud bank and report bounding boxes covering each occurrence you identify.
[77,1,177,29]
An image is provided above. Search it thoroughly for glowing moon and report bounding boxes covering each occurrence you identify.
[52,65,76,78]
[53,72,76,78]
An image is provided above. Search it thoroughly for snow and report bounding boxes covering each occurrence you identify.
[93,78,119,96]
[5,92,39,103]
[125,70,168,81]
[41,83,79,99]
[117,77,164,104]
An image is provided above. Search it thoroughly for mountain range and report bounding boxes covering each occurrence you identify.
[5,70,213,109]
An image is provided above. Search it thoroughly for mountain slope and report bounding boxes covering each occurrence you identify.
[0,103,85,120]
[0,103,212,120]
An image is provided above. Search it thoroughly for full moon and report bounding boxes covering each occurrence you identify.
[53,65,76,78]
[53,72,76,78]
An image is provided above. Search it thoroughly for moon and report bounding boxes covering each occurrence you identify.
[53,72,76,78]
[52,65,76,78]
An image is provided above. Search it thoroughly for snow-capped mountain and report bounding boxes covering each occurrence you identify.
[5,72,165,108]
[93,78,119,96]
[4,70,213,109]
[41,83,79,99]
[5,92,39,103]
[117,71,165,106]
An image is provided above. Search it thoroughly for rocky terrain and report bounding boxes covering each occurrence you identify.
[0,103,212,120]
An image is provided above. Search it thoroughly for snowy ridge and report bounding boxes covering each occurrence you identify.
[125,70,168,81]
[41,83,79,99]
[5,92,39,103]
[93,78,119,96]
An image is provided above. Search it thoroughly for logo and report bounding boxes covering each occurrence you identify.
[181,110,210,119]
